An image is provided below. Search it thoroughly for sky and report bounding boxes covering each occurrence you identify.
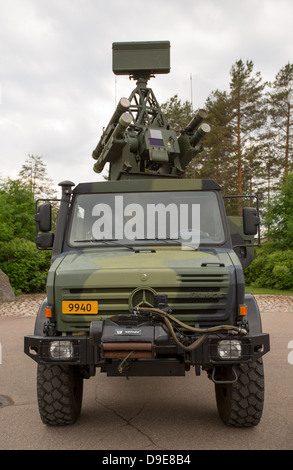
[0,0,292,194]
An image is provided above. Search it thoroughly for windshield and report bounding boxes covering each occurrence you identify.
[68,191,225,249]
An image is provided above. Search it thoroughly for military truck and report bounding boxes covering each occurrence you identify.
[24,41,269,427]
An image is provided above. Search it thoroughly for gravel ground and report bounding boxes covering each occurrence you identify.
[0,294,46,317]
[0,293,292,316]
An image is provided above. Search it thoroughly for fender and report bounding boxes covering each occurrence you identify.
[34,297,49,336]
[245,293,263,335]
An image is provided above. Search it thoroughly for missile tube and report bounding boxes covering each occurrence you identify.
[92,97,131,160]
[190,123,211,146]
[184,109,208,133]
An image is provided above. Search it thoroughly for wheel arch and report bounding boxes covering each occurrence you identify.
[34,297,49,336]
[244,292,263,335]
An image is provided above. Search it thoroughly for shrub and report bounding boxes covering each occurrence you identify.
[0,238,51,294]
[245,247,293,290]
[272,264,293,290]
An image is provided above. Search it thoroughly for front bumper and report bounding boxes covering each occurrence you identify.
[24,316,270,376]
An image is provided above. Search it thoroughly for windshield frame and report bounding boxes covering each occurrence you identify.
[66,189,228,249]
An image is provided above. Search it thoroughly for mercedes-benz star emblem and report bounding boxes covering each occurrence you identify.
[129,287,157,309]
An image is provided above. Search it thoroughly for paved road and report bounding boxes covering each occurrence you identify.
[0,297,292,451]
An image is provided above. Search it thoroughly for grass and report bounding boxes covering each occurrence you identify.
[245,285,293,295]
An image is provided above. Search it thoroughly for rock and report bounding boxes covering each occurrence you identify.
[0,269,15,303]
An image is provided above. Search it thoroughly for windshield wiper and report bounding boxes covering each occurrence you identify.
[136,238,182,245]
[73,238,134,250]
[73,238,157,253]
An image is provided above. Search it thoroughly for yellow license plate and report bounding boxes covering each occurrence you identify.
[62,301,98,314]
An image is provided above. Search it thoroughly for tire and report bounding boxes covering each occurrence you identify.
[37,364,83,425]
[215,358,264,427]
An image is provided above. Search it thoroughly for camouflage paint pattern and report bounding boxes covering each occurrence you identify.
[45,178,242,334]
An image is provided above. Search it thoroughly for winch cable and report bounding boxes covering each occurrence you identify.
[137,307,246,352]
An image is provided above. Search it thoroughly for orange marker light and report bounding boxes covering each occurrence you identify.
[239,305,247,316]
[45,307,53,318]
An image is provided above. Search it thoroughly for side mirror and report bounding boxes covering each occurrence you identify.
[35,203,52,232]
[243,207,260,236]
[35,203,54,249]
[35,232,54,249]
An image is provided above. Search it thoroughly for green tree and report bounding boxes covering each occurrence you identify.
[0,159,55,293]
[160,60,292,216]
[161,94,193,133]
[197,89,234,188]
[0,178,35,242]
[266,63,293,179]
[252,130,281,210]
[0,238,51,293]
[265,172,293,249]
[229,60,266,207]
[161,94,200,178]
[18,154,56,199]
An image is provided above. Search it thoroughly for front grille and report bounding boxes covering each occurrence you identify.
[64,271,231,325]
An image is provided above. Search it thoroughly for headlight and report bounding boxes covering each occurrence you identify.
[49,340,74,359]
[218,340,242,359]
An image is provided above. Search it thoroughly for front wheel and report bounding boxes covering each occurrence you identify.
[37,364,83,425]
[215,358,265,427]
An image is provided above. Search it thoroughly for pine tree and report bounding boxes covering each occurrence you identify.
[197,89,234,189]
[255,127,282,209]
[161,94,196,178]
[229,60,266,209]
[265,172,293,249]
[161,94,193,132]
[266,63,293,179]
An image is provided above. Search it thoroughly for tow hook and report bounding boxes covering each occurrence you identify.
[211,366,238,384]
